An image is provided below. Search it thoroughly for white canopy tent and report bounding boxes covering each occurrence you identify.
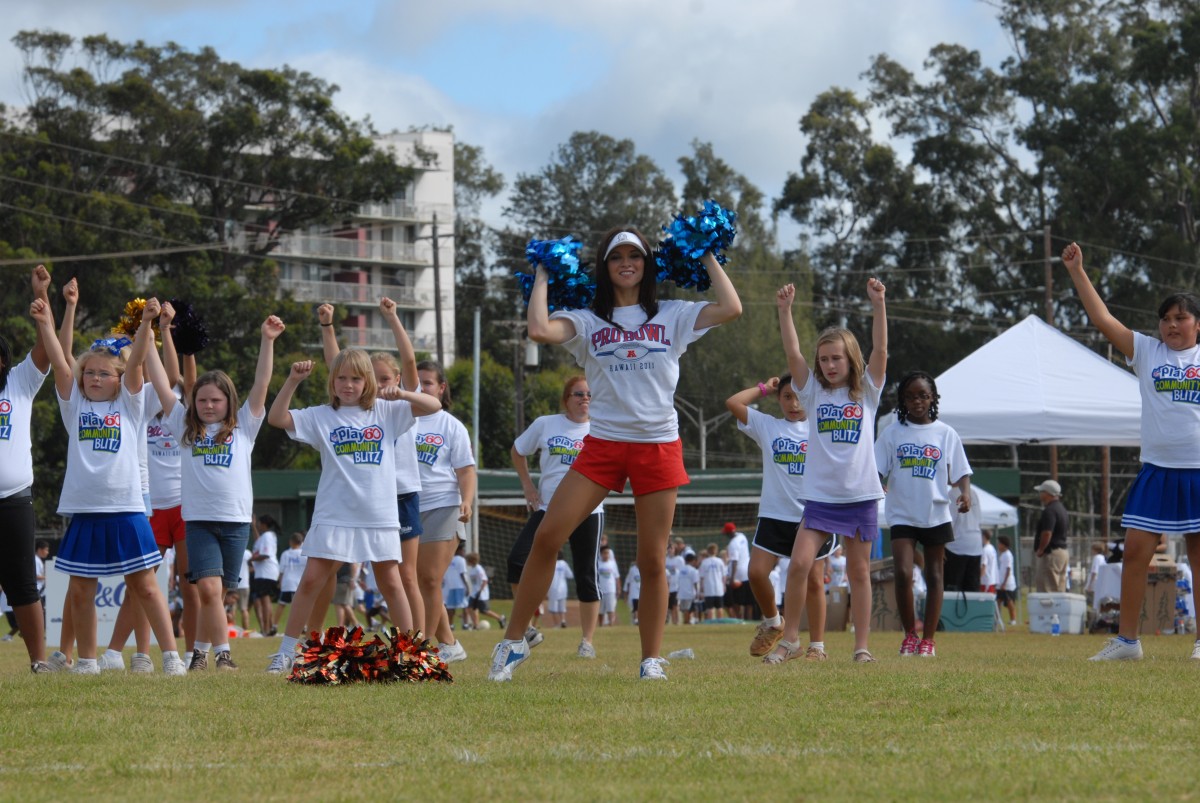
[881,315,1142,446]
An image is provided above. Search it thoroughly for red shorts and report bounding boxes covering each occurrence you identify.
[982,584,997,593]
[150,505,186,547]
[571,435,689,496]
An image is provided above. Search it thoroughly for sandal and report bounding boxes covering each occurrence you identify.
[763,639,802,664]
[853,648,876,663]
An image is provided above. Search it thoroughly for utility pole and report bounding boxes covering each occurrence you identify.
[1044,224,1058,482]
[415,211,452,366]
[674,396,733,471]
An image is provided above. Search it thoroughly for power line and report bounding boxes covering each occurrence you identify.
[0,243,220,267]
[0,201,194,247]
[0,174,227,226]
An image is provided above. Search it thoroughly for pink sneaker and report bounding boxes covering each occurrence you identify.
[917,638,936,657]
[899,631,919,656]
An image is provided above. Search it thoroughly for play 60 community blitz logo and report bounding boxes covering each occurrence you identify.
[331,425,384,465]
[816,403,864,444]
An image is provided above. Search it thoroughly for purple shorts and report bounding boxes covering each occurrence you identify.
[802,499,880,543]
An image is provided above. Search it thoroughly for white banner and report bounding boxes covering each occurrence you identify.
[44,558,170,649]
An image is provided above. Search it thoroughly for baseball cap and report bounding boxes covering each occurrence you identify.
[603,231,648,260]
[1034,479,1062,496]
[722,522,737,535]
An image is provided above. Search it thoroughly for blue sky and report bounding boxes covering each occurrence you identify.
[1,1,1007,239]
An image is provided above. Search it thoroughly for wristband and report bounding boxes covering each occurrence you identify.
[758,382,769,397]
[320,322,333,327]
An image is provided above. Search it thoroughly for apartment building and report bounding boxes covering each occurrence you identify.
[272,129,456,364]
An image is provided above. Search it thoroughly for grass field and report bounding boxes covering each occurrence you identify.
[1,613,1195,802]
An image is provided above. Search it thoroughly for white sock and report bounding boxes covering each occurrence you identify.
[133,652,149,660]
[195,641,212,654]
[809,641,825,651]
[77,658,98,668]
[162,651,179,661]
[762,614,782,628]
[280,635,299,656]
[213,643,230,655]
[103,648,122,661]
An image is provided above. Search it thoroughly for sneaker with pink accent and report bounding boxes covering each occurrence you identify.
[917,638,936,657]
[899,631,920,656]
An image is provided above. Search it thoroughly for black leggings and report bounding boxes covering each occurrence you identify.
[507,510,604,602]
[0,491,38,608]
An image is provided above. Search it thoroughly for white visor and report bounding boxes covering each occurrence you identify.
[603,231,647,260]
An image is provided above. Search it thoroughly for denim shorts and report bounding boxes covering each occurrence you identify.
[186,520,251,587]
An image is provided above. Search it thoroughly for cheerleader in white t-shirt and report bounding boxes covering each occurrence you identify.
[1062,243,1200,661]
[768,280,886,664]
[489,227,741,682]
[509,376,603,656]
[414,360,476,664]
[3,268,53,673]
[146,315,282,671]
[37,296,184,675]
[727,375,837,663]
[266,351,440,674]
[875,371,972,658]
[318,299,426,634]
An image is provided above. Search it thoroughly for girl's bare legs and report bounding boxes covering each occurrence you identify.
[283,559,339,639]
[399,538,423,633]
[122,569,178,652]
[13,601,46,663]
[772,528,825,654]
[844,536,874,653]
[632,488,675,660]
[922,544,947,640]
[892,539,917,634]
[748,548,779,618]
[579,601,599,643]
[194,576,226,649]
[807,558,827,641]
[370,560,413,632]
[175,540,199,652]
[417,538,459,642]
[68,577,99,659]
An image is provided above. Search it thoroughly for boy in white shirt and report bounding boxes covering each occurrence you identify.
[996,535,1018,626]
[699,544,727,620]
[624,564,642,625]
[596,547,619,626]
[677,554,700,624]
[980,530,999,593]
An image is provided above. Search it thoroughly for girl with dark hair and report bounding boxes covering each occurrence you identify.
[875,371,972,657]
[489,226,741,682]
[414,359,476,664]
[1062,242,1200,661]
[148,315,283,671]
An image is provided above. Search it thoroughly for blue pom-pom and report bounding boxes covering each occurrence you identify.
[517,237,596,311]
[653,200,738,291]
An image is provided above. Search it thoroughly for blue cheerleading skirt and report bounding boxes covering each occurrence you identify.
[54,512,163,577]
[1120,463,1200,535]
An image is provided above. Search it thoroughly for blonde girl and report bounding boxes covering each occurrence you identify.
[36,296,184,675]
[767,279,887,664]
[266,349,441,674]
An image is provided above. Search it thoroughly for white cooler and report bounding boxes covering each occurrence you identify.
[1028,592,1088,634]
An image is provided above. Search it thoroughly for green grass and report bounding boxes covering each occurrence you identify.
[1,617,1196,801]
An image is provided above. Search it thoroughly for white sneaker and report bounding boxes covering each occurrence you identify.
[1089,637,1143,661]
[487,638,530,682]
[1190,640,1200,661]
[438,640,467,664]
[524,626,544,648]
[69,659,100,676]
[639,657,669,680]
[130,653,154,674]
[162,654,186,677]
[48,650,72,671]
[266,652,294,675]
[577,640,596,659]
[97,651,125,671]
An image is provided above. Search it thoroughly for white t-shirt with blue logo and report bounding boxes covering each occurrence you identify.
[551,300,713,443]
[792,371,885,504]
[163,400,263,523]
[1129,331,1200,468]
[737,407,808,521]
[513,413,601,514]
[874,419,971,528]
[414,409,475,512]
[145,392,183,509]
[57,382,146,514]
[0,354,48,498]
[290,400,416,528]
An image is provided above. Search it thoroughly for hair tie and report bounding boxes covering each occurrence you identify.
[91,337,132,356]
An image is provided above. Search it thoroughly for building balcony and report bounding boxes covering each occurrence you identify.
[267,234,427,266]
[341,326,439,354]
[279,278,450,310]
[355,201,455,223]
